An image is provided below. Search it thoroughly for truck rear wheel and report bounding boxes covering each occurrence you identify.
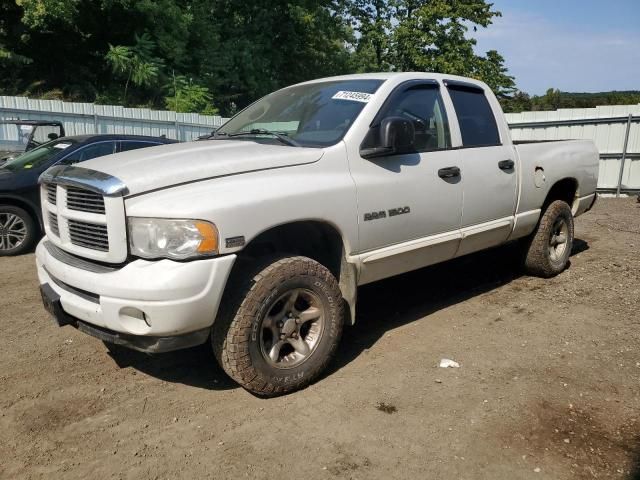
[213,255,344,396]
[522,200,574,278]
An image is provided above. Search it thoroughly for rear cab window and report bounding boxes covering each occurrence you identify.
[445,82,501,147]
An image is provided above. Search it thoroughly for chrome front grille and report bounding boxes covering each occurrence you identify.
[66,186,106,214]
[40,166,128,263]
[46,183,57,205]
[68,219,109,252]
[48,212,59,236]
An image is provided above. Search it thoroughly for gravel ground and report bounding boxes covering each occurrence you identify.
[1,197,639,480]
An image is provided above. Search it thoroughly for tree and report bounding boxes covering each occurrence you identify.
[535,88,562,111]
[500,90,532,113]
[346,0,515,95]
[196,0,353,112]
[348,0,393,72]
[106,33,162,104]
[0,2,32,92]
[473,50,516,97]
[165,74,217,114]
[0,0,519,115]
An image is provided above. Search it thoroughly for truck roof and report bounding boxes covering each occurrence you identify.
[292,72,488,90]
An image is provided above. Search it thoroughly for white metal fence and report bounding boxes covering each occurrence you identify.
[0,96,227,143]
[506,104,640,192]
[1,95,638,192]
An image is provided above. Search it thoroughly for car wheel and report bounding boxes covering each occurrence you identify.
[0,205,37,256]
[213,255,344,396]
[522,200,574,278]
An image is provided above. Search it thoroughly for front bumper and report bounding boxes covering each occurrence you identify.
[40,283,210,353]
[36,239,236,346]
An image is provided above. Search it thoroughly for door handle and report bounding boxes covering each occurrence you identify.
[498,159,515,171]
[438,166,461,179]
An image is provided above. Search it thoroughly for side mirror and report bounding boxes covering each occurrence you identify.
[360,116,415,159]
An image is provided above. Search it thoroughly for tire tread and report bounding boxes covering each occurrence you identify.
[523,200,574,278]
[212,255,343,396]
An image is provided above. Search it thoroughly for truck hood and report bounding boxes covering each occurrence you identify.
[80,140,324,196]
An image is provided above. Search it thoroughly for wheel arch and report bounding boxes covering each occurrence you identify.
[543,177,579,214]
[233,219,358,324]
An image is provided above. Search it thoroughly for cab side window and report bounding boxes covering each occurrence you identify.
[446,85,500,147]
[363,84,451,153]
[59,141,116,165]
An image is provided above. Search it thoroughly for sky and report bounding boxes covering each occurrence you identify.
[473,0,640,95]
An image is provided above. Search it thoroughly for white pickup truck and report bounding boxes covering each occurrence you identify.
[36,73,599,396]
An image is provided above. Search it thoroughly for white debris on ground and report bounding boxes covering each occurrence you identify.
[439,358,460,368]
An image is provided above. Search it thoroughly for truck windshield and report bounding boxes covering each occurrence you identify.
[215,79,384,147]
[2,138,78,172]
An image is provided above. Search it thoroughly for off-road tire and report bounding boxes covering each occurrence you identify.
[212,255,344,397]
[522,200,574,278]
[0,205,37,256]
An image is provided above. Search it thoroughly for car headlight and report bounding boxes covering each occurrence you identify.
[128,217,219,260]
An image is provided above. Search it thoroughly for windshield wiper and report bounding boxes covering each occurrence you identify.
[217,129,301,147]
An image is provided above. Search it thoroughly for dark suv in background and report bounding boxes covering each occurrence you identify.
[0,134,177,256]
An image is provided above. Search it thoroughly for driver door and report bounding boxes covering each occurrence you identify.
[348,81,463,284]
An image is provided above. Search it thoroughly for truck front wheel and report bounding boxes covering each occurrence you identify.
[213,256,344,396]
[522,200,574,278]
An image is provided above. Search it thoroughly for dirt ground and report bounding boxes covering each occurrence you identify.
[1,197,639,480]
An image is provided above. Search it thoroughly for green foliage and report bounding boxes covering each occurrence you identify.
[106,33,163,103]
[2,0,518,114]
[346,0,515,95]
[0,2,30,67]
[348,0,393,72]
[500,90,532,113]
[198,0,354,112]
[165,75,217,114]
[392,0,490,70]
[113,32,162,84]
[16,0,79,28]
[473,50,516,97]
[17,0,639,117]
[0,46,32,65]
[501,89,640,113]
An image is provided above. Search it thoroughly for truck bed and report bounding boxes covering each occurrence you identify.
[513,139,599,216]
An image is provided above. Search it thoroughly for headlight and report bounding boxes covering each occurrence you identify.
[128,217,219,260]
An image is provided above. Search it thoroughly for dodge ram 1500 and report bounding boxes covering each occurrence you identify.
[36,73,599,395]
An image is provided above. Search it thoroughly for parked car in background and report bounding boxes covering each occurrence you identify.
[0,134,177,255]
[0,120,65,164]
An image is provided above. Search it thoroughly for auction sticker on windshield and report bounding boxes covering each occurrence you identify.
[332,91,373,103]
[53,143,72,149]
